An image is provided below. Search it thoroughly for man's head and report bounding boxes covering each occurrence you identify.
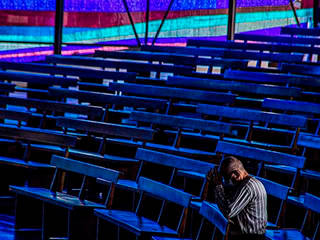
[220,156,248,184]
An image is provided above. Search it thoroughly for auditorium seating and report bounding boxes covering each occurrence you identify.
[255,176,290,228]
[112,148,214,206]
[10,155,120,240]
[126,111,233,158]
[94,49,248,74]
[266,193,320,240]
[94,177,192,240]
[1,32,320,240]
[152,201,230,240]
[197,104,307,151]
[141,45,305,68]
[109,82,236,115]
[0,124,77,193]
[234,33,320,62]
[235,32,320,46]
[46,54,194,79]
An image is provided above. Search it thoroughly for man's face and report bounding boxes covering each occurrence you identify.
[225,167,242,184]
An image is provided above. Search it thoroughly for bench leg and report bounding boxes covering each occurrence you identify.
[15,194,42,231]
[42,202,68,240]
[67,209,97,240]
[96,217,122,240]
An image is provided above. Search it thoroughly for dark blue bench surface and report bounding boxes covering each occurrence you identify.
[0,70,77,87]
[130,111,232,135]
[95,209,177,235]
[224,69,320,88]
[0,123,77,147]
[263,98,320,115]
[281,63,320,79]
[153,201,229,239]
[0,108,31,122]
[187,38,320,55]
[94,50,197,66]
[49,87,168,111]
[46,55,194,75]
[216,140,305,169]
[197,104,307,128]
[109,82,236,104]
[56,117,155,141]
[142,45,304,63]
[0,61,137,81]
[235,33,320,45]
[0,95,105,119]
[9,186,106,210]
[0,82,15,93]
[94,49,248,70]
[167,75,301,97]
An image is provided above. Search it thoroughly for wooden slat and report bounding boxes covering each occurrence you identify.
[142,45,303,63]
[138,177,192,207]
[304,193,320,213]
[51,155,119,182]
[95,50,197,66]
[0,123,77,147]
[94,209,178,236]
[215,141,305,168]
[0,61,137,81]
[225,69,320,88]
[135,148,214,174]
[235,33,320,45]
[46,55,193,75]
[188,39,320,55]
[197,104,307,128]
[263,98,320,115]
[200,201,228,235]
[167,75,301,97]
[281,63,320,80]
[109,82,236,104]
[130,111,232,134]
[0,70,77,86]
[0,82,15,92]
[255,176,289,200]
[9,186,106,210]
[0,95,104,118]
[0,109,31,122]
[56,117,154,141]
[49,87,167,110]
[297,134,320,149]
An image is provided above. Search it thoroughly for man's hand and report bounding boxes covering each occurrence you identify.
[207,166,222,185]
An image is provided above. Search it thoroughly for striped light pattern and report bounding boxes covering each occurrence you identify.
[0,0,312,61]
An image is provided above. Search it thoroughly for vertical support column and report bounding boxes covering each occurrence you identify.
[227,0,236,41]
[152,0,175,45]
[54,0,65,54]
[314,0,319,27]
[122,0,141,47]
[289,0,301,27]
[145,0,150,45]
